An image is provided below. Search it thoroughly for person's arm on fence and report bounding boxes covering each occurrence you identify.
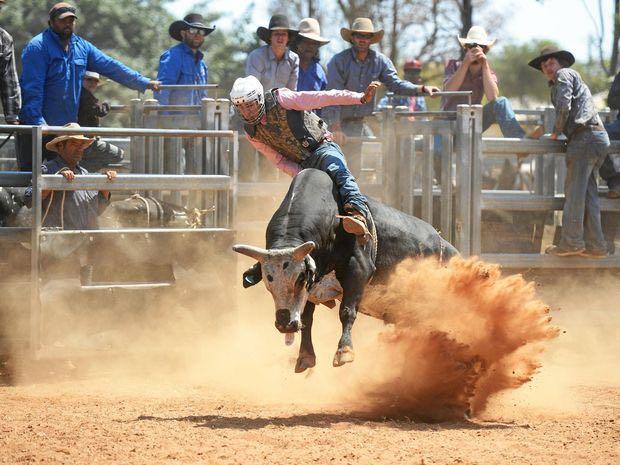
[0,31,21,123]
[19,42,47,125]
[553,69,574,136]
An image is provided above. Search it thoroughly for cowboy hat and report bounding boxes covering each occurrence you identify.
[528,45,575,70]
[256,14,298,43]
[340,18,384,44]
[84,71,105,86]
[45,123,94,152]
[169,13,215,42]
[457,26,496,49]
[297,18,330,45]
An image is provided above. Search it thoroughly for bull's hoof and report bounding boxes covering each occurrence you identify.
[295,353,316,373]
[332,346,355,367]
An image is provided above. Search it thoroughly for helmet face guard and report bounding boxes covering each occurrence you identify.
[230,76,266,125]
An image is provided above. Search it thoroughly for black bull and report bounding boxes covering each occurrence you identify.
[233,169,458,373]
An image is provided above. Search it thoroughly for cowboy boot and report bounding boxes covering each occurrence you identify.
[338,205,372,244]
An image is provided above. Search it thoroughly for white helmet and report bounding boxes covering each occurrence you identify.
[230,75,265,125]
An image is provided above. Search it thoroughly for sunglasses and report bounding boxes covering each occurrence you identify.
[352,32,374,40]
[187,27,207,36]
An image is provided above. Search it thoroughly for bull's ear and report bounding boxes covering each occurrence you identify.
[233,244,269,262]
[242,263,262,288]
[292,241,316,262]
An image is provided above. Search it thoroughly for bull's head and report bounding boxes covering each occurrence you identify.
[233,241,316,334]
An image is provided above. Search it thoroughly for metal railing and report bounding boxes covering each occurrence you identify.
[0,123,236,356]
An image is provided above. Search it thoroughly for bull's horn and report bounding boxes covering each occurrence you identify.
[292,241,316,261]
[232,244,269,262]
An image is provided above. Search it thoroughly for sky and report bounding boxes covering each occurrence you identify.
[166,0,615,63]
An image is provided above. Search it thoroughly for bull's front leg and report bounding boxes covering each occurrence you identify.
[333,297,358,366]
[295,302,316,373]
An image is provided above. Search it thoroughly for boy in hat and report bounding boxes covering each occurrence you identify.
[529,45,610,258]
[24,123,117,230]
[246,14,299,91]
[325,18,439,175]
[77,71,124,172]
[17,2,160,171]
[230,75,380,241]
[156,13,215,106]
[442,26,525,138]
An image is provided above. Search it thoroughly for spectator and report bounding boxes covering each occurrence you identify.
[325,18,438,175]
[529,46,610,258]
[292,18,329,92]
[16,2,160,171]
[230,75,380,241]
[0,0,20,125]
[442,26,525,138]
[599,72,620,198]
[155,13,214,107]
[377,59,427,112]
[246,14,299,91]
[77,71,123,172]
[24,123,116,230]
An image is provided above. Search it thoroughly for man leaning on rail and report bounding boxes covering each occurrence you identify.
[529,46,610,258]
[324,18,439,176]
[16,2,160,171]
[230,75,380,242]
[24,123,116,231]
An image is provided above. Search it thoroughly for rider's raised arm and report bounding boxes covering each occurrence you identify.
[276,87,364,111]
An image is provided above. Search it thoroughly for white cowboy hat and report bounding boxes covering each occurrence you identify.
[45,123,94,152]
[297,18,330,45]
[457,26,496,49]
[340,18,384,44]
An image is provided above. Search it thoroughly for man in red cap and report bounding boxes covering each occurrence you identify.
[377,59,427,112]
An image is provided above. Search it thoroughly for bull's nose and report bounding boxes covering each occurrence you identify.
[275,309,290,328]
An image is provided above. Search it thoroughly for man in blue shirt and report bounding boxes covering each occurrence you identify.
[293,18,329,93]
[16,2,160,170]
[325,18,438,175]
[155,13,214,107]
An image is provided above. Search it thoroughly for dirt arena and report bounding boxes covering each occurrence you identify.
[1,262,619,464]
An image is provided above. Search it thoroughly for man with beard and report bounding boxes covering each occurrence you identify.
[325,18,439,176]
[17,2,160,171]
[0,0,20,126]
[156,13,215,107]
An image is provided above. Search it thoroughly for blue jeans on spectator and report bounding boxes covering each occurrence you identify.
[481,97,526,137]
[434,97,526,181]
[560,130,609,252]
[300,140,369,218]
[601,119,620,193]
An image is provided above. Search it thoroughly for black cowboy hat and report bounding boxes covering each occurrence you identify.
[256,14,298,44]
[169,13,215,41]
[528,45,575,70]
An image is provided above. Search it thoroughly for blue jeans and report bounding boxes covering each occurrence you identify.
[601,119,620,192]
[482,97,526,138]
[560,130,609,252]
[300,141,369,218]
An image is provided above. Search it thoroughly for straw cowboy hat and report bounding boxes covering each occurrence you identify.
[297,18,330,45]
[528,45,575,70]
[340,18,384,44]
[45,123,94,152]
[169,13,215,41]
[457,26,496,49]
[256,15,298,43]
[84,71,105,86]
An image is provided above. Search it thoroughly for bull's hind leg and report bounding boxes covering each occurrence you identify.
[295,302,316,373]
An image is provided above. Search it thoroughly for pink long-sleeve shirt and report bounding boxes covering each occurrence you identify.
[246,88,364,176]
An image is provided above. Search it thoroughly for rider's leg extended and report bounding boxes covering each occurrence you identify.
[300,141,371,238]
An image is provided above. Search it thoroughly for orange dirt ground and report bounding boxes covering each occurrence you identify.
[0,265,618,464]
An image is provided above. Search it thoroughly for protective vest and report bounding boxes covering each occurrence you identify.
[244,89,328,163]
